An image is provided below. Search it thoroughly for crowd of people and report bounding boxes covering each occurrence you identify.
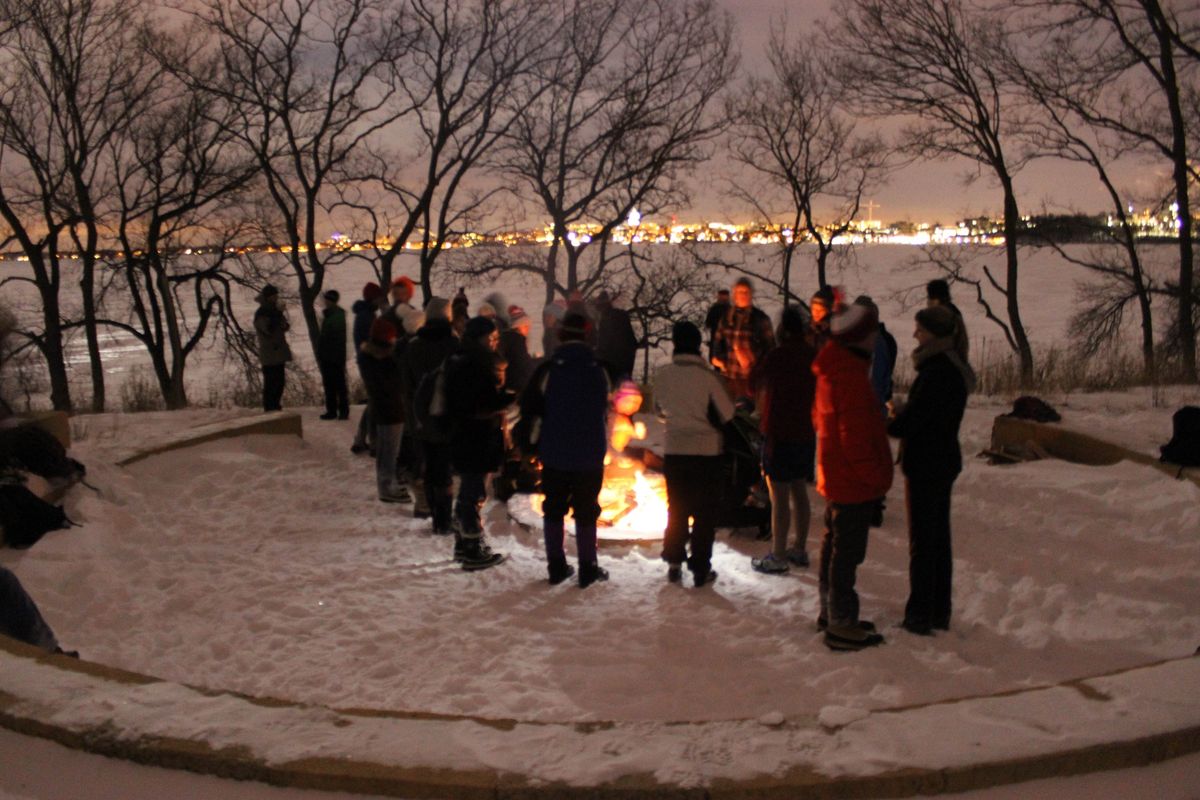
[250,275,976,652]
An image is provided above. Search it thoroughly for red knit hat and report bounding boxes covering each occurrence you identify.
[390,275,415,298]
[362,282,385,302]
[369,318,398,344]
[508,305,529,326]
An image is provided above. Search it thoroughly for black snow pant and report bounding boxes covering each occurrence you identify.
[904,475,955,628]
[819,499,877,627]
[422,441,454,534]
[262,364,286,412]
[661,454,721,578]
[319,359,349,418]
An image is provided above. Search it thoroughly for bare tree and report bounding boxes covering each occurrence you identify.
[94,32,259,409]
[1008,0,1200,381]
[490,0,735,305]
[833,0,1037,384]
[335,0,553,302]
[0,0,159,410]
[726,28,892,302]
[189,0,417,359]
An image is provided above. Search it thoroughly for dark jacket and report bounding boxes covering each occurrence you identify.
[317,306,347,364]
[596,306,639,381]
[751,337,816,444]
[402,319,458,435]
[498,328,536,394]
[359,341,405,425]
[712,305,775,372]
[253,304,291,367]
[525,341,610,472]
[351,300,377,357]
[887,350,968,482]
[870,323,898,406]
[444,340,515,474]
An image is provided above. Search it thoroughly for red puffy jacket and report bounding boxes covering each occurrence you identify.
[812,341,893,504]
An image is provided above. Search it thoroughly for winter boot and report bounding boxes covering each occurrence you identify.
[785,547,810,568]
[666,564,683,584]
[461,538,505,572]
[379,483,412,504]
[816,616,877,633]
[578,561,609,589]
[412,479,431,519]
[824,623,885,652]
[751,553,790,575]
[548,558,575,586]
[692,569,718,588]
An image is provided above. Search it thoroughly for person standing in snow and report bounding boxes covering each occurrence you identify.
[704,288,731,361]
[888,305,975,636]
[926,279,969,362]
[351,282,388,455]
[317,290,349,421]
[403,298,458,529]
[594,291,639,383]
[653,321,736,587]
[444,316,514,571]
[813,302,893,651]
[711,277,775,402]
[854,295,898,414]
[524,312,611,587]
[253,284,291,412]
[359,319,411,504]
[499,305,536,394]
[749,305,817,576]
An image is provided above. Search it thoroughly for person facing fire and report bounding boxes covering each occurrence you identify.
[653,320,736,587]
[523,312,612,587]
[711,277,774,402]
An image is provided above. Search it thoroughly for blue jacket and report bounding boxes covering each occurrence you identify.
[351,300,377,358]
[532,342,610,471]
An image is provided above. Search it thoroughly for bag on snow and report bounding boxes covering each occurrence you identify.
[0,426,85,481]
[1160,406,1200,468]
[1006,396,1061,423]
[0,483,76,549]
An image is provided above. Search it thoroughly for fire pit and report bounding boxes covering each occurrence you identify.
[507,382,670,542]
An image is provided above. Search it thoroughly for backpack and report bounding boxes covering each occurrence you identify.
[0,483,76,549]
[0,425,85,481]
[412,365,453,443]
[1160,406,1200,467]
[1007,395,1062,423]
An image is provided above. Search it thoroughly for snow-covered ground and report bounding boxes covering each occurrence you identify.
[4,389,1197,729]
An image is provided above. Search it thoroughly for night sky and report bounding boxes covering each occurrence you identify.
[703,0,1166,225]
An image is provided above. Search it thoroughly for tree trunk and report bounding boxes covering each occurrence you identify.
[544,237,560,305]
[1156,3,1195,381]
[80,252,105,412]
[38,289,73,412]
[1000,178,1034,386]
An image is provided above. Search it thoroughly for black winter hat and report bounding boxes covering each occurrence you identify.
[558,311,592,342]
[323,289,340,303]
[916,306,958,339]
[672,321,702,355]
[464,315,497,341]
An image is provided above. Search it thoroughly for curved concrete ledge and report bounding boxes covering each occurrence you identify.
[1,633,1197,799]
[114,412,303,467]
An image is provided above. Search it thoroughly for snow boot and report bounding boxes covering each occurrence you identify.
[461,539,505,572]
[816,616,877,633]
[578,561,609,589]
[824,623,885,652]
[548,558,576,586]
[667,564,683,584]
[751,553,790,575]
[785,547,810,568]
[692,569,718,588]
[379,483,412,504]
[412,479,431,519]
